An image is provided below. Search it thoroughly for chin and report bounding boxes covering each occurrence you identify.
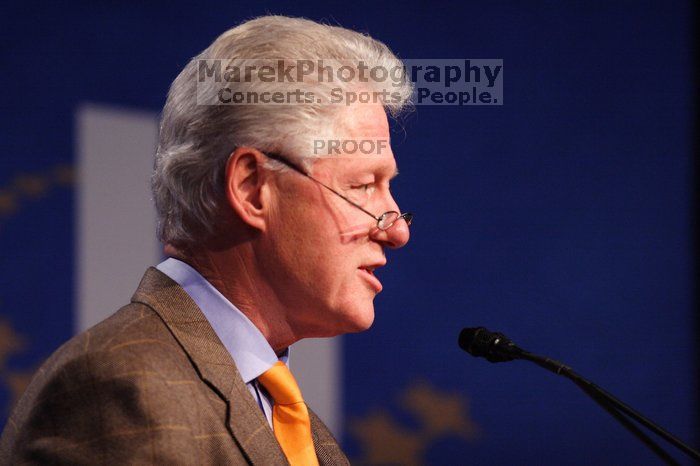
[305,296,376,337]
[341,303,376,333]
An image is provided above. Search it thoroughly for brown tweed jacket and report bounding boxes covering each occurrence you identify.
[0,267,349,465]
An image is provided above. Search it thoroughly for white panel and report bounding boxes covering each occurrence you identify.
[76,104,160,331]
[292,337,342,437]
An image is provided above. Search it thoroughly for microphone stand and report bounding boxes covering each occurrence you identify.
[517,350,699,465]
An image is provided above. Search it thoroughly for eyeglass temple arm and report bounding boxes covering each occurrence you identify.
[264,152,380,221]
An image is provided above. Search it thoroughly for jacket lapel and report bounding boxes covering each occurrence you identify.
[131,267,288,466]
[309,408,350,465]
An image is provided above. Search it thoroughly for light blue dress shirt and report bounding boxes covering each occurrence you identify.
[156,257,287,428]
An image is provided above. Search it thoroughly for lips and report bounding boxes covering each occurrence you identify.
[358,262,385,293]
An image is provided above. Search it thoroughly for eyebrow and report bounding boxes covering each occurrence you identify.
[349,162,398,183]
[377,166,399,182]
[365,162,398,180]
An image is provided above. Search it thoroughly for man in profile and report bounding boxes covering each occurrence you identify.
[0,15,412,465]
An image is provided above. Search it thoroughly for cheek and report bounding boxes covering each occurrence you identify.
[267,182,366,305]
[269,199,343,283]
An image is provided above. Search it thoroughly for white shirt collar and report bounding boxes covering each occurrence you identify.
[156,257,288,383]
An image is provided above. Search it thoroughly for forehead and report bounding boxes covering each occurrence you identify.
[338,102,390,138]
[311,103,397,177]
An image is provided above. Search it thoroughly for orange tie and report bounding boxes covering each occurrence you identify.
[257,361,320,466]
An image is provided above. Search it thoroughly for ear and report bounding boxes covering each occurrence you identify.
[225,147,270,232]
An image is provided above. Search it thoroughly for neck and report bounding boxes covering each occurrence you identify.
[164,242,301,353]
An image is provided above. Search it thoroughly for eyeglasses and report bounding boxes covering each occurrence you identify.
[264,152,413,231]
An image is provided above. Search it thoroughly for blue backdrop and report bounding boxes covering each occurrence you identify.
[1,1,696,464]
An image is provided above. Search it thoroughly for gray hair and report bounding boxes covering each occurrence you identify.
[152,15,413,247]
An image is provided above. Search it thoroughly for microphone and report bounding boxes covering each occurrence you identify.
[458,326,700,465]
[457,327,522,362]
[458,327,570,374]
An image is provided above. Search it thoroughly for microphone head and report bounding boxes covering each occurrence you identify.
[458,327,519,363]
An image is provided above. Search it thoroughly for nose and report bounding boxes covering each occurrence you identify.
[370,198,410,249]
[382,215,410,248]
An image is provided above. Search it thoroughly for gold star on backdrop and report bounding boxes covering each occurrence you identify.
[0,165,73,229]
[5,370,34,408]
[0,191,18,216]
[14,175,49,199]
[53,165,74,186]
[401,380,480,440]
[0,318,36,412]
[350,380,481,465]
[350,411,424,466]
[0,318,26,368]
